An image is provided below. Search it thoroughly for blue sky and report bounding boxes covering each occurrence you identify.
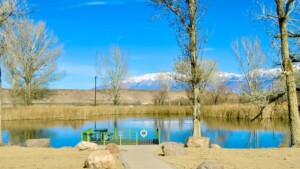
[25,0,270,89]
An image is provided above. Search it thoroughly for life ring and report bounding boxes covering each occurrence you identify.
[140,129,148,137]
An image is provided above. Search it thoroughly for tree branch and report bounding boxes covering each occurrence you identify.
[275,33,300,38]
[162,0,190,30]
[285,0,295,18]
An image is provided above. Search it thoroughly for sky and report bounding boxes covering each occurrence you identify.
[24,0,271,89]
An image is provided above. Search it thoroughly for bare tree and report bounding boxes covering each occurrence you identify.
[210,78,231,105]
[150,0,210,137]
[0,0,27,27]
[154,72,171,105]
[257,0,300,147]
[1,19,63,105]
[232,37,273,120]
[97,46,128,105]
[0,0,28,145]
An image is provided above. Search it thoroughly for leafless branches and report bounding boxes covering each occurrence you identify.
[232,37,271,120]
[174,57,217,103]
[97,46,128,105]
[154,72,171,105]
[1,19,63,105]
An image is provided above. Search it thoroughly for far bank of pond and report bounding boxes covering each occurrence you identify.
[1,115,290,148]
[2,104,288,120]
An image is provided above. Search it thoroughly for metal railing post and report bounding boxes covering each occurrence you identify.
[136,132,138,145]
[156,128,160,144]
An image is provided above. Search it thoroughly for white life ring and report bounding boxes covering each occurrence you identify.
[140,129,148,137]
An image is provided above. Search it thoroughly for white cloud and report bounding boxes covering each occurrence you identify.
[204,48,215,51]
[84,1,106,6]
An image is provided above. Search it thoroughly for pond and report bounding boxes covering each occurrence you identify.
[1,115,290,148]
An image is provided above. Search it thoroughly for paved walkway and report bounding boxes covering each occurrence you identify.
[118,145,175,169]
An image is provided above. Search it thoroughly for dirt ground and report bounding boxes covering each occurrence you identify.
[160,147,300,169]
[1,146,300,169]
[0,146,124,169]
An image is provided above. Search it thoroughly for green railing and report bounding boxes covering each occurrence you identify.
[81,128,161,145]
[106,130,138,145]
[81,128,94,142]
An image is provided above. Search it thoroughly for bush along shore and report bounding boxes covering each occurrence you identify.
[2,103,288,121]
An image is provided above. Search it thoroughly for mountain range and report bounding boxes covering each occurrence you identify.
[100,64,300,91]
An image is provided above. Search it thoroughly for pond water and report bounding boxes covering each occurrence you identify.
[1,115,290,148]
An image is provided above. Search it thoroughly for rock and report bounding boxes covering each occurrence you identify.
[25,139,50,148]
[84,150,116,169]
[210,144,221,149]
[105,143,120,154]
[161,142,187,156]
[160,142,184,148]
[186,137,209,148]
[197,161,225,169]
[76,141,98,151]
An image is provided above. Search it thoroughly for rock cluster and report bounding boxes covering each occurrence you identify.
[161,142,187,156]
[84,150,116,169]
[25,139,50,148]
[197,161,225,169]
[105,143,120,154]
[76,141,98,151]
[186,137,210,148]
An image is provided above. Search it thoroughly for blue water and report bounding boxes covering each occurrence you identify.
[1,116,289,148]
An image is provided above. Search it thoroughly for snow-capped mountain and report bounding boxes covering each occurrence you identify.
[98,64,300,91]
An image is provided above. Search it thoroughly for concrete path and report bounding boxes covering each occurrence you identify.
[118,145,175,169]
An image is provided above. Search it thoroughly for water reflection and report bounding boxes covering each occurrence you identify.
[4,129,54,146]
[202,119,289,148]
[1,115,290,148]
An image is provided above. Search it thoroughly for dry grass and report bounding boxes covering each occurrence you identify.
[2,103,289,121]
[2,105,191,121]
[202,103,288,120]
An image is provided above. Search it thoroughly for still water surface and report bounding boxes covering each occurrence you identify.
[1,115,290,148]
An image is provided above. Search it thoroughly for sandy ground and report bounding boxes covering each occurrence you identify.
[160,147,300,169]
[1,146,300,169]
[0,146,124,169]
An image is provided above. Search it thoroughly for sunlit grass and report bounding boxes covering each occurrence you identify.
[2,105,191,120]
[2,103,288,120]
[202,103,288,120]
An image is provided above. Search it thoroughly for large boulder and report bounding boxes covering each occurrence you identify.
[209,144,221,149]
[161,142,187,156]
[186,137,209,148]
[76,141,98,151]
[84,150,116,169]
[105,143,120,154]
[25,139,50,148]
[197,161,225,169]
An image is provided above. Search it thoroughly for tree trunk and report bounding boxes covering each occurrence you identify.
[26,81,32,105]
[188,0,201,137]
[276,0,300,147]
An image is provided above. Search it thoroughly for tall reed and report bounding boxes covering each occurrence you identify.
[2,103,288,121]
[202,103,288,120]
[2,105,191,121]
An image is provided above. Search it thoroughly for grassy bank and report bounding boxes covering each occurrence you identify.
[202,103,288,120]
[2,105,191,120]
[2,103,288,121]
